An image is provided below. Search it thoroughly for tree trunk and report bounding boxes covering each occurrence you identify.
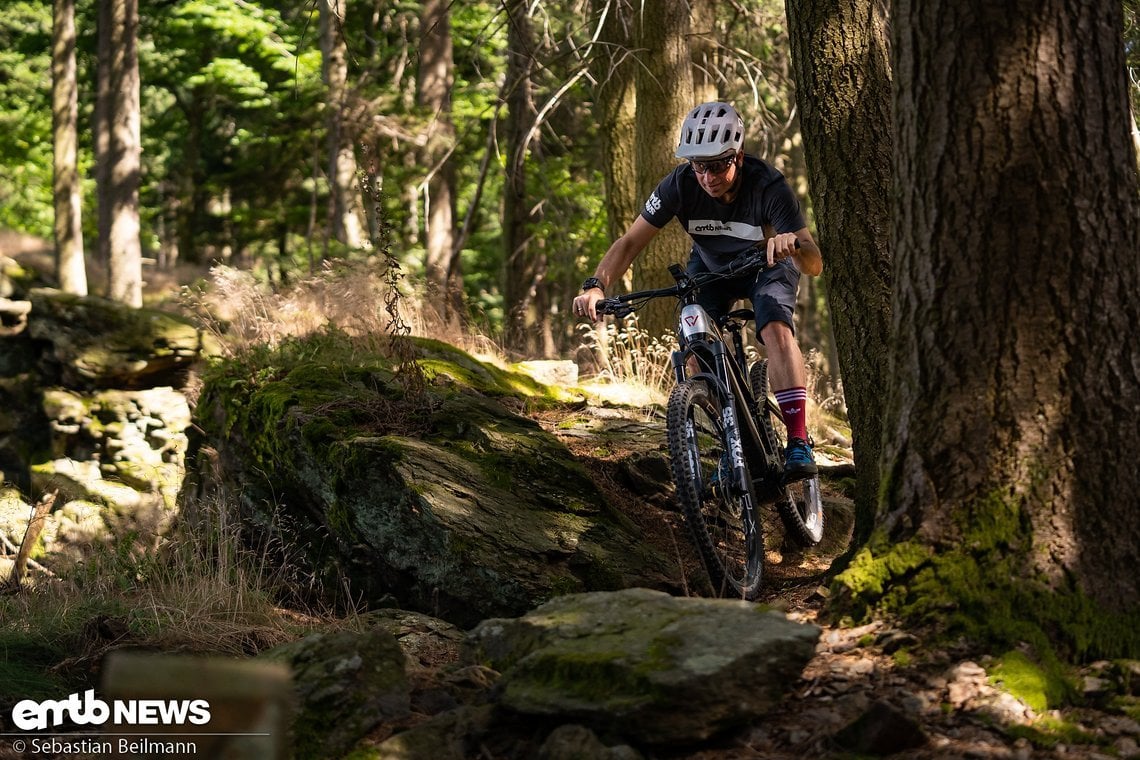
[502,0,545,355]
[416,0,462,320]
[633,1,693,340]
[321,0,366,251]
[52,0,87,296]
[786,0,892,551]
[690,0,717,104]
[100,0,142,307]
[94,0,111,268]
[853,0,1140,650]
[590,0,638,249]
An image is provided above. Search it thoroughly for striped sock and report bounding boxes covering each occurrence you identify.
[774,387,809,442]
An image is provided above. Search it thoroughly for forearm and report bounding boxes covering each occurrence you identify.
[590,240,640,292]
[793,239,823,277]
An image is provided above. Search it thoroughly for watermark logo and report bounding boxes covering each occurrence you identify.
[11,690,211,730]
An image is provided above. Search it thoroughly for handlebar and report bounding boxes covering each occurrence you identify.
[595,241,798,318]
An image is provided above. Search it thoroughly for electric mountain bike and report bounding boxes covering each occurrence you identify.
[595,251,824,600]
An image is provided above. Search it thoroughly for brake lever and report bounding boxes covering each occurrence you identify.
[729,238,802,274]
[595,298,630,318]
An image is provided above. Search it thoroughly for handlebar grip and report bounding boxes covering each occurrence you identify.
[729,238,802,273]
[595,298,619,315]
[596,298,634,318]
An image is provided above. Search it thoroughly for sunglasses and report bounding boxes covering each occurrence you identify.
[690,154,737,175]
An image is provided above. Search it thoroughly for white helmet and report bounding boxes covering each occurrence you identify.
[675,102,745,160]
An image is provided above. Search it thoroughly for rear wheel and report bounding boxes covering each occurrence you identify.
[666,378,763,599]
[749,360,825,546]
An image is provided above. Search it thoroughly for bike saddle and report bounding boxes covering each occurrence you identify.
[720,308,755,329]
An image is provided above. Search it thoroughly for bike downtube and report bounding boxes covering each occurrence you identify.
[715,352,770,474]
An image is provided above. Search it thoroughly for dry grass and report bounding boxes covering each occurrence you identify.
[575,315,678,404]
[0,491,338,692]
[183,257,501,363]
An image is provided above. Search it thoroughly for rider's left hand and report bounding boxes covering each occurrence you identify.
[766,233,799,267]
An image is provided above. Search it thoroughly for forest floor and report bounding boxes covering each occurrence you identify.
[4,243,1137,758]
[536,401,1140,760]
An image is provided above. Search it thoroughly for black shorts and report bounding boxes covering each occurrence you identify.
[685,251,800,343]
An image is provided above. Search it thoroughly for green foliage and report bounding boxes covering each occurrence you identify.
[988,650,1068,713]
[1004,715,1103,751]
[0,1,53,236]
[0,0,825,349]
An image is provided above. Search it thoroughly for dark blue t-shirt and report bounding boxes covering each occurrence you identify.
[640,155,806,271]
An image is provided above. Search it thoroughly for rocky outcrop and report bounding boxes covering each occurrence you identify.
[341,589,819,757]
[262,626,411,759]
[25,288,215,389]
[185,336,678,627]
[0,283,212,575]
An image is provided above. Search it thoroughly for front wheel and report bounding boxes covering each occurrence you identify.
[666,378,763,600]
[750,359,825,547]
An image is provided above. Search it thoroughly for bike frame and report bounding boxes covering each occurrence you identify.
[672,306,784,502]
[596,254,787,502]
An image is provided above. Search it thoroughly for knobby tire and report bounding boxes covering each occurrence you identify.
[666,378,763,600]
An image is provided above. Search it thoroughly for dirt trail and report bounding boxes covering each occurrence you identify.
[539,404,1140,760]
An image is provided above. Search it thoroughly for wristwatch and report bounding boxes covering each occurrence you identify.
[581,277,605,294]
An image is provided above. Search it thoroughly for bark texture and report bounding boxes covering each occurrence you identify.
[885,0,1140,608]
[591,0,639,248]
[98,0,143,307]
[52,0,87,296]
[321,0,366,251]
[503,0,547,355]
[633,0,694,340]
[416,0,460,316]
[786,0,892,547]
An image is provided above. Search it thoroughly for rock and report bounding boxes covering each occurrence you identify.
[27,288,216,389]
[364,704,496,760]
[831,699,928,755]
[537,724,644,760]
[187,340,676,626]
[361,609,467,670]
[261,627,411,760]
[466,588,820,745]
[0,297,31,335]
[514,360,579,388]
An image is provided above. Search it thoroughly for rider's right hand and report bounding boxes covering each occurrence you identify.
[573,288,604,322]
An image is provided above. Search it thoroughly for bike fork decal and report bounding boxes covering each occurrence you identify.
[721,405,744,473]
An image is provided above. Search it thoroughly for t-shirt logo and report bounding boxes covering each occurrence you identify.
[692,221,733,234]
[645,192,662,216]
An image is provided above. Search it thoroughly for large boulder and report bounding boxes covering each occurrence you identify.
[0,288,208,554]
[186,336,677,627]
[466,588,820,745]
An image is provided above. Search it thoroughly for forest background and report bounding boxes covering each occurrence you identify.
[3,0,1140,671]
[3,1,1139,364]
[1,0,844,354]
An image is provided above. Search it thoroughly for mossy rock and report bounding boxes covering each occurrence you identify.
[188,333,675,628]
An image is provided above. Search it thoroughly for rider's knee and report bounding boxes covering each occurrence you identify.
[759,320,795,350]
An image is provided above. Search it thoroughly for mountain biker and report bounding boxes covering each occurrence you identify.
[572,101,823,480]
